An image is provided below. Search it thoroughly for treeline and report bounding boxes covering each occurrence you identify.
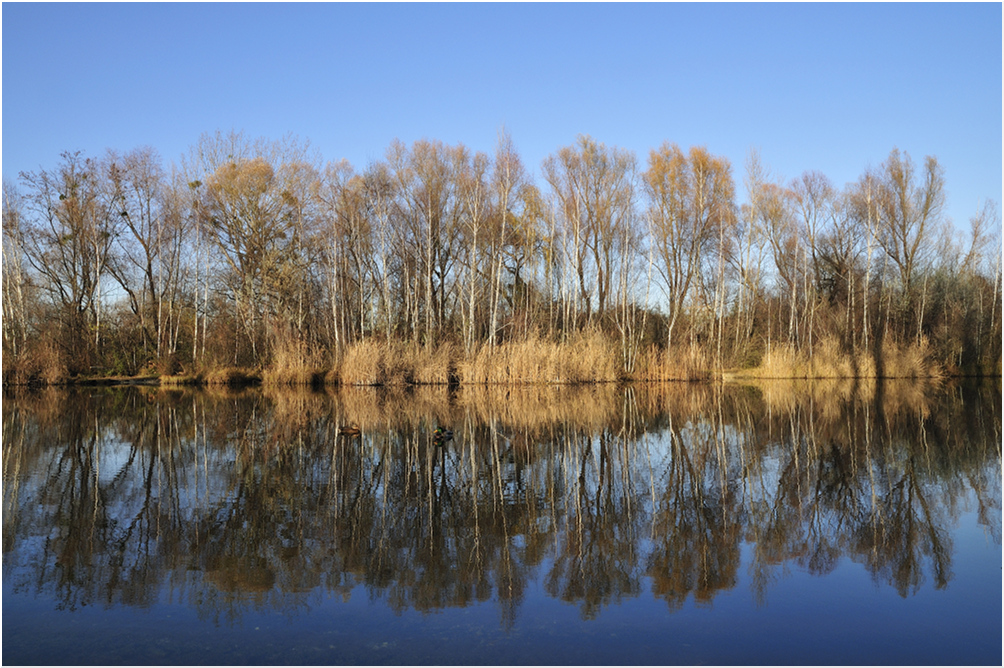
[2,130,1000,384]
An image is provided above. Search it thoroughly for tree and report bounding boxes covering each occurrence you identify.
[731,150,771,363]
[278,157,324,347]
[644,144,734,352]
[505,182,548,339]
[386,139,465,346]
[791,172,831,350]
[488,130,531,344]
[362,161,399,345]
[190,131,318,364]
[19,151,118,372]
[759,181,800,345]
[873,149,945,303]
[2,181,32,365]
[319,159,374,351]
[455,148,491,353]
[104,147,188,365]
[542,135,635,326]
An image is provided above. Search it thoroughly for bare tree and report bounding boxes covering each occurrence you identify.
[2,181,32,363]
[386,139,465,346]
[791,171,838,356]
[731,150,770,361]
[759,181,799,345]
[363,161,399,345]
[103,147,188,365]
[456,148,491,353]
[873,149,945,302]
[19,152,118,372]
[319,159,374,351]
[644,144,734,352]
[543,135,635,326]
[190,131,318,364]
[489,130,530,344]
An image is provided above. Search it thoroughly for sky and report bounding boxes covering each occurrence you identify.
[3,2,1001,231]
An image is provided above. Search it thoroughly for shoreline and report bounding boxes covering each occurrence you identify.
[4,370,998,390]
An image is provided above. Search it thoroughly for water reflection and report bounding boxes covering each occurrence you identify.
[3,381,1000,628]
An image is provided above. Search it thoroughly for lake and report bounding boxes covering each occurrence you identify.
[2,380,1001,665]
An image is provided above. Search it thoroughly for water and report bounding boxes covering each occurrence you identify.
[3,381,1000,665]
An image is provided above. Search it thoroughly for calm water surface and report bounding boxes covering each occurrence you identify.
[3,381,1001,665]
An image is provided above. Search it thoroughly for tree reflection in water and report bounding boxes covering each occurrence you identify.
[2,380,1000,628]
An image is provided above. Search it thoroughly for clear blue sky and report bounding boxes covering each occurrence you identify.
[3,3,1001,230]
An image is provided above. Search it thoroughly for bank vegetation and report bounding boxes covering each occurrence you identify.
[3,131,1000,385]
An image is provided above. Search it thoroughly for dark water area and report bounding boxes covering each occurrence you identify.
[2,380,1001,665]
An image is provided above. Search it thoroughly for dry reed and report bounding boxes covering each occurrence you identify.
[631,344,712,381]
[240,331,949,388]
[408,342,455,385]
[335,333,623,386]
[261,339,327,386]
[335,340,452,385]
[159,373,204,386]
[457,330,620,384]
[203,367,262,386]
[744,336,943,380]
[336,339,385,384]
[2,336,68,386]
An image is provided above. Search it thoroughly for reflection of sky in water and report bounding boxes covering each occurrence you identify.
[2,384,1000,665]
[7,524,997,665]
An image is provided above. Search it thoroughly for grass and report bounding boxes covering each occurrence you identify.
[337,339,456,385]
